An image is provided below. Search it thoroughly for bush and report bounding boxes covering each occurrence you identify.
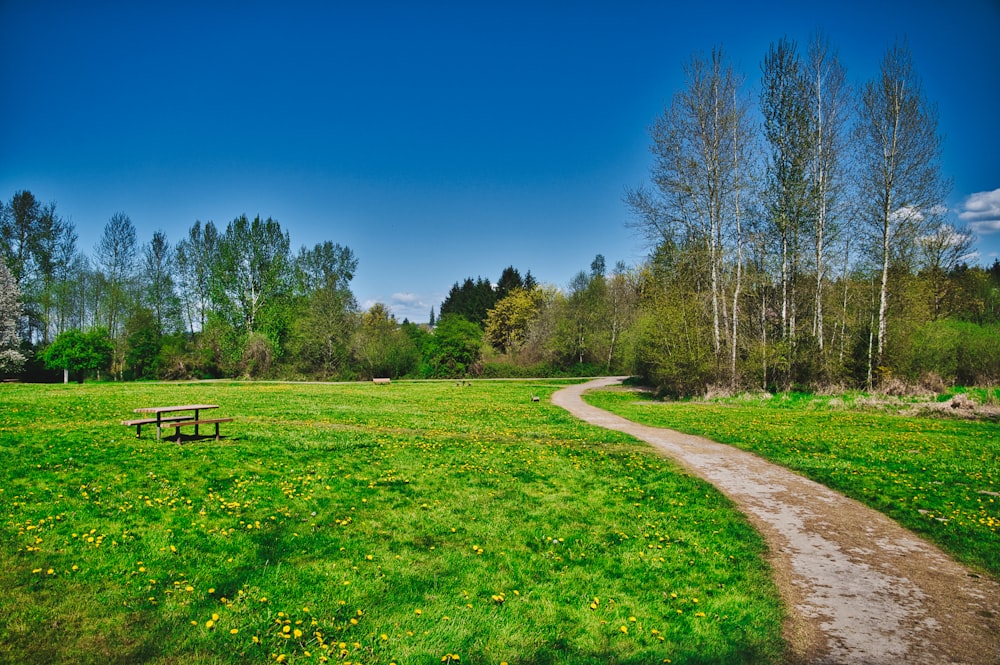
[910,320,1000,385]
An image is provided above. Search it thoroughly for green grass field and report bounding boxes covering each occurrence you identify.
[585,388,1000,578]
[0,381,784,665]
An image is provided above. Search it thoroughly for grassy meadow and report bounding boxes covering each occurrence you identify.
[0,380,784,665]
[586,388,1000,577]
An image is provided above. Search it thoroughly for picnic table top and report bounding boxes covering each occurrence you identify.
[134,404,219,414]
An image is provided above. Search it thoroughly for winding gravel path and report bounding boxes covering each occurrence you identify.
[552,377,1000,665]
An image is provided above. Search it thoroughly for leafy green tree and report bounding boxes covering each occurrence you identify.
[761,37,812,343]
[40,328,113,383]
[93,212,138,340]
[124,308,162,379]
[141,231,182,335]
[351,303,417,379]
[175,220,218,334]
[294,241,357,294]
[288,283,358,379]
[484,287,542,354]
[38,204,78,344]
[211,214,292,336]
[421,314,482,377]
[0,190,40,286]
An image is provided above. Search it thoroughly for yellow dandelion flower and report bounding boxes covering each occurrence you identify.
[206,620,215,629]
[619,626,628,634]
[294,629,303,638]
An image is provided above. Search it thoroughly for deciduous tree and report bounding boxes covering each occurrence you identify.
[856,39,949,379]
[0,262,26,377]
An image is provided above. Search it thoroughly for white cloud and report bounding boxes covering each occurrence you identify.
[390,292,421,305]
[958,188,1000,234]
[360,293,439,323]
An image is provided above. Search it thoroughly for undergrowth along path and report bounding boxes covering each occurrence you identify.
[552,377,1000,665]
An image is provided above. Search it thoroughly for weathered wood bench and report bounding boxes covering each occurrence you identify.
[121,415,190,438]
[166,418,234,444]
[372,377,391,385]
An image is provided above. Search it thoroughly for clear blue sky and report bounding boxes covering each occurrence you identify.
[3,0,999,322]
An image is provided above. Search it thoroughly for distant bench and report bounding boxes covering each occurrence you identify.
[372,378,391,385]
[124,404,233,444]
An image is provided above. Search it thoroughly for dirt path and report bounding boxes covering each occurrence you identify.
[552,377,1000,665]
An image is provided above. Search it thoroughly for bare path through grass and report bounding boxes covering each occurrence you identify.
[553,377,1000,665]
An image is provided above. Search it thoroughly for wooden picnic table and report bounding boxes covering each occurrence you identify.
[124,404,231,443]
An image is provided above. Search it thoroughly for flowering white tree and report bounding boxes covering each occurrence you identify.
[0,262,26,376]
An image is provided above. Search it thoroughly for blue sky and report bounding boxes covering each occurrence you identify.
[2,1,999,323]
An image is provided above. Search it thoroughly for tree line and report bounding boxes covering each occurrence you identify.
[2,35,999,392]
[618,35,999,394]
[0,195,363,381]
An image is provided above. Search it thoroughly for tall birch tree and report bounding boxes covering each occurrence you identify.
[761,38,812,343]
[806,33,850,353]
[626,47,748,358]
[856,39,948,377]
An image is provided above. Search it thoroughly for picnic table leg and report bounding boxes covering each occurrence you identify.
[156,413,163,440]
[194,409,200,437]
[214,421,221,441]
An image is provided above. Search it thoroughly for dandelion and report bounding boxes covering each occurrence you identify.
[206,620,215,629]
[619,626,628,634]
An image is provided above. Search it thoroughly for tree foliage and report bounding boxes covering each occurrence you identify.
[40,328,113,382]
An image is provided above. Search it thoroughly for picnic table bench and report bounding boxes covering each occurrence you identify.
[123,404,232,443]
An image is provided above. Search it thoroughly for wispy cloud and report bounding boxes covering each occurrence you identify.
[361,292,439,323]
[958,188,1000,234]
